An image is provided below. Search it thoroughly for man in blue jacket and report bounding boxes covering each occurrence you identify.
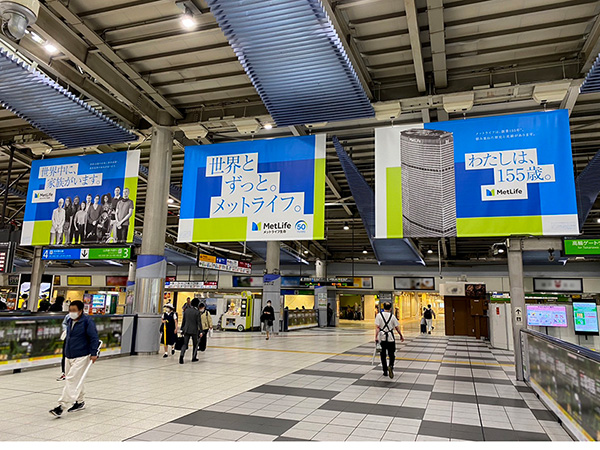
[50,300,100,417]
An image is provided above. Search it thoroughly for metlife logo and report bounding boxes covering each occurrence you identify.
[32,190,55,203]
[481,184,527,201]
[252,221,293,235]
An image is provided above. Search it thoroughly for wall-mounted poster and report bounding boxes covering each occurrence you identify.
[178,135,325,242]
[21,151,140,246]
[375,110,578,238]
[394,277,435,290]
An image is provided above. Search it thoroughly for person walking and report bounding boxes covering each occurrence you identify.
[182,297,191,312]
[261,300,275,340]
[179,298,201,364]
[161,303,178,358]
[57,312,69,381]
[327,303,333,326]
[424,304,436,334]
[198,302,213,353]
[375,302,404,379]
[49,296,65,312]
[49,301,100,417]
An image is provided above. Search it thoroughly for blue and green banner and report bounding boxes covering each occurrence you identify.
[21,151,140,246]
[178,135,326,242]
[375,110,579,238]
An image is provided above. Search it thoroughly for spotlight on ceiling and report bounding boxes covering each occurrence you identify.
[343,222,350,231]
[427,248,434,254]
[304,249,309,254]
[44,42,58,55]
[181,12,195,29]
[167,198,174,204]
[362,247,368,254]
[263,123,273,130]
[176,1,202,30]
[492,243,507,256]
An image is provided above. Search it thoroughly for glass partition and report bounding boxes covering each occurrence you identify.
[521,329,600,441]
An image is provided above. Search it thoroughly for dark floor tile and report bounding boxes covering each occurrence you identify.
[482,428,520,441]
[173,410,298,436]
[430,392,478,404]
[352,379,433,391]
[250,384,339,399]
[514,431,551,441]
[319,400,425,420]
[417,426,452,440]
[429,392,528,408]
[436,374,512,385]
[419,420,452,434]
[451,430,485,441]
[294,369,364,379]
[531,409,557,422]
[515,385,534,393]
[323,358,374,366]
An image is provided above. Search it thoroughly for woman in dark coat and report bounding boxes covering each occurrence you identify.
[161,303,178,357]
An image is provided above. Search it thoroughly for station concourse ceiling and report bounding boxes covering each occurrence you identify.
[1,0,600,268]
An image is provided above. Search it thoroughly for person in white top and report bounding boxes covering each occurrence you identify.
[375,302,404,379]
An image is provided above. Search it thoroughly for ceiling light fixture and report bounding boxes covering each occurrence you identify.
[44,43,58,55]
[181,9,196,29]
[343,222,350,230]
[427,248,434,254]
[362,247,368,254]
[498,248,505,254]
[263,123,273,130]
[168,198,174,204]
[304,249,309,254]
[30,31,45,45]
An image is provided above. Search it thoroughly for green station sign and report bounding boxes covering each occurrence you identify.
[564,239,600,255]
[87,247,131,260]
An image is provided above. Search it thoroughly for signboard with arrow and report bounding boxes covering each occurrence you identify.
[41,247,132,261]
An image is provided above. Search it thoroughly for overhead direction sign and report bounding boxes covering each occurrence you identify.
[42,247,132,261]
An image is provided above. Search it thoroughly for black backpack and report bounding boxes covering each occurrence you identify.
[424,309,432,319]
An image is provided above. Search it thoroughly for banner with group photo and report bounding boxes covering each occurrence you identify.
[375,110,579,238]
[21,151,140,246]
[178,135,326,242]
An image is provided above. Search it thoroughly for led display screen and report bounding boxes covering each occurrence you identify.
[573,302,599,334]
[526,305,568,327]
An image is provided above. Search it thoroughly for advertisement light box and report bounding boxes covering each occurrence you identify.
[526,305,568,328]
[572,302,599,335]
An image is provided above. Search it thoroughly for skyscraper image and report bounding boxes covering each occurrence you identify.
[400,129,457,237]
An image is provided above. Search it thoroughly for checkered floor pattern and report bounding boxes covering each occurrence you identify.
[128,335,572,442]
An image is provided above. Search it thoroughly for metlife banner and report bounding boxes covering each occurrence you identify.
[178,135,326,242]
[375,110,579,238]
[21,151,140,246]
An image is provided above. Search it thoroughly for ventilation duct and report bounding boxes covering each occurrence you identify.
[205,0,374,126]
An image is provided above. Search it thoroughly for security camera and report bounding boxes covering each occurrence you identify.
[0,0,39,41]
[548,248,555,262]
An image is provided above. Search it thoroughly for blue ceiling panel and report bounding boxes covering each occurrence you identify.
[205,0,374,126]
[0,47,137,148]
[581,53,600,93]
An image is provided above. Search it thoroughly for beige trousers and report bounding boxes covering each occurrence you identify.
[58,355,90,408]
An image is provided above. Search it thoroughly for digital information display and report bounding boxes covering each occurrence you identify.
[0,242,14,273]
[526,305,568,327]
[42,247,132,260]
[573,302,599,334]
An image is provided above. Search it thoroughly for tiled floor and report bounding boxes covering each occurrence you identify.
[1,319,572,442]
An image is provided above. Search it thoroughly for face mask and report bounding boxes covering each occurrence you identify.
[69,312,80,320]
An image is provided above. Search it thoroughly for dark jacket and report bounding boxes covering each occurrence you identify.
[64,314,100,359]
[261,305,275,323]
[181,306,201,335]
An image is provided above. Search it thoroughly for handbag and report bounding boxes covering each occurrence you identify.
[174,334,184,351]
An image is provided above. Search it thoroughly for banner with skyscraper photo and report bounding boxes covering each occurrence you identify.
[375,110,579,238]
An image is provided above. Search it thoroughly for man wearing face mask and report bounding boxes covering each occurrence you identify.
[50,300,99,417]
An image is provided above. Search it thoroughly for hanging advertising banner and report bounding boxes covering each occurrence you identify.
[375,110,578,238]
[178,135,326,242]
[21,151,141,246]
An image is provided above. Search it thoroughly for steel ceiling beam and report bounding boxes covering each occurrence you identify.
[426,0,447,89]
[78,0,173,19]
[404,0,427,93]
[33,1,179,125]
[326,175,353,216]
[108,23,221,51]
[581,11,600,73]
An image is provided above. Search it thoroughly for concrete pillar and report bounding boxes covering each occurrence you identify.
[263,241,281,332]
[266,241,280,274]
[314,259,328,326]
[507,238,525,381]
[134,126,172,353]
[315,258,325,278]
[29,246,45,311]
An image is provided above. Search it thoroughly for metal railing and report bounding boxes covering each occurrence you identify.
[520,328,599,441]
